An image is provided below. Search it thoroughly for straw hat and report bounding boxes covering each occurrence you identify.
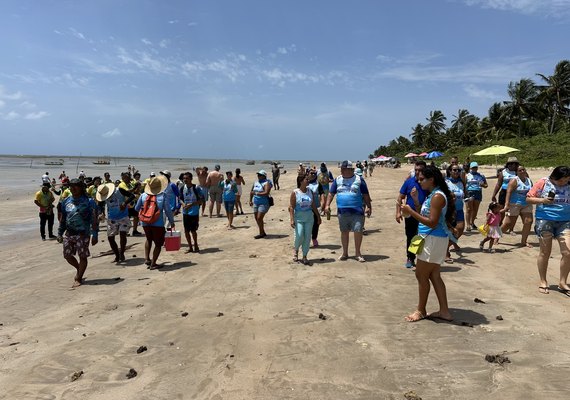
[95,183,116,202]
[144,175,168,195]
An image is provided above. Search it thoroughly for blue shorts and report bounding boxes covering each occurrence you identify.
[455,209,465,222]
[338,213,365,232]
[535,219,570,238]
[466,190,482,202]
[253,204,270,214]
[224,201,235,212]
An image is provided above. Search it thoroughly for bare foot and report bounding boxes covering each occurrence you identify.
[338,254,348,261]
[405,310,425,322]
[538,286,549,294]
[520,242,533,248]
[72,279,82,288]
[428,311,453,322]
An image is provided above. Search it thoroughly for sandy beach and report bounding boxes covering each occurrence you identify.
[1,160,568,400]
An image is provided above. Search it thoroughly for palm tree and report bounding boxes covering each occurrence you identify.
[424,110,446,149]
[503,78,538,137]
[478,102,511,142]
[410,123,425,148]
[536,60,570,134]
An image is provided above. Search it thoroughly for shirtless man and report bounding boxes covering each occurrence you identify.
[206,164,224,218]
[196,166,209,216]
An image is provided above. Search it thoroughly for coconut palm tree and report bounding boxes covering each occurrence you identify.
[410,123,425,148]
[503,78,539,137]
[424,110,446,149]
[536,60,570,134]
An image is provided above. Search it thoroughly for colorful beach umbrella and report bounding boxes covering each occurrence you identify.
[404,152,418,158]
[425,151,444,159]
[419,152,429,157]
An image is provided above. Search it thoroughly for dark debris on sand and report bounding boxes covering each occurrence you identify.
[181,312,189,317]
[71,370,84,382]
[126,368,138,379]
[496,315,504,320]
[474,298,486,304]
[136,346,147,354]
[217,312,224,317]
[404,390,422,400]
[485,353,511,365]
[318,313,327,320]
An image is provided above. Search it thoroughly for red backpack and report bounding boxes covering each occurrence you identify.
[138,194,160,224]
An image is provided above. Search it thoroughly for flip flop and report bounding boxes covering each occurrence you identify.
[338,255,348,261]
[538,286,549,294]
[557,287,570,297]
[356,256,366,263]
[405,310,426,322]
[445,257,454,264]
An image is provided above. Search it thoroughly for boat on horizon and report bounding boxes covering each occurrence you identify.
[245,160,255,165]
[44,158,64,166]
[93,157,111,165]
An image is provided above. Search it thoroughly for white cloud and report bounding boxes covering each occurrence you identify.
[102,128,122,138]
[3,111,20,120]
[159,39,169,48]
[182,55,247,82]
[118,48,173,74]
[0,85,23,100]
[168,20,179,24]
[141,38,152,45]
[53,29,63,35]
[25,111,50,120]
[463,84,499,100]
[277,47,288,55]
[375,56,541,83]
[69,27,86,40]
[187,22,197,27]
[0,100,4,109]
[19,101,36,109]
[462,0,570,16]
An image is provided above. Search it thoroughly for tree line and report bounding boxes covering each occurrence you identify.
[371,60,570,158]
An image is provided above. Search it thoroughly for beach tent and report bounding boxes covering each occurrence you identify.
[418,152,429,157]
[404,153,418,158]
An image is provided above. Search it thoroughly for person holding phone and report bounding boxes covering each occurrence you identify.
[526,166,570,295]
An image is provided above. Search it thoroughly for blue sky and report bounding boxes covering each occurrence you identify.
[1,0,569,160]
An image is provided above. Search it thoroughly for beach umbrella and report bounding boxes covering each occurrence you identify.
[425,151,444,159]
[404,152,418,158]
[472,145,519,156]
[473,145,520,166]
[419,152,429,157]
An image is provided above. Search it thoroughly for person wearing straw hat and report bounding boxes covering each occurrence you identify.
[96,181,135,263]
[135,175,175,269]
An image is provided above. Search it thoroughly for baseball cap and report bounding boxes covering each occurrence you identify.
[160,170,171,177]
[340,160,354,169]
[355,168,363,176]
[470,162,479,168]
[257,169,267,176]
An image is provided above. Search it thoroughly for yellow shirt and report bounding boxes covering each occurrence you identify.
[35,190,55,210]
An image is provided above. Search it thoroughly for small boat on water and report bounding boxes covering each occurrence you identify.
[93,157,111,165]
[45,158,64,166]
[245,160,255,165]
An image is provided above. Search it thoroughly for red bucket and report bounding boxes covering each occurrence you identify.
[164,230,181,251]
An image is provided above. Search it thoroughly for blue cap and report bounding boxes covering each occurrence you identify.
[470,161,478,168]
[355,168,363,176]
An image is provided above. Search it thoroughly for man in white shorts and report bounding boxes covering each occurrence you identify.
[96,181,135,263]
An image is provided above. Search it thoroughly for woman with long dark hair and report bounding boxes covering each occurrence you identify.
[400,165,455,322]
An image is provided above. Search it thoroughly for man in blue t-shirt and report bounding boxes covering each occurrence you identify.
[324,160,372,263]
[396,160,428,269]
[180,172,204,253]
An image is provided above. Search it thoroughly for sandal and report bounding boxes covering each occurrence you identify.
[293,252,299,262]
[338,255,348,261]
[356,256,366,263]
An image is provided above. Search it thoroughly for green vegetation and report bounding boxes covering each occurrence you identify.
[371,60,570,167]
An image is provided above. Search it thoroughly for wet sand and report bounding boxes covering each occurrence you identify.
[0,163,568,399]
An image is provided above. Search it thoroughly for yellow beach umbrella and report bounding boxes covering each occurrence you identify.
[473,145,520,166]
[473,145,520,156]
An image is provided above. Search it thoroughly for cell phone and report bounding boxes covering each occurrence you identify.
[547,190,556,200]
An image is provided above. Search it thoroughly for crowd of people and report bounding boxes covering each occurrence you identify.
[396,157,570,322]
[35,159,570,323]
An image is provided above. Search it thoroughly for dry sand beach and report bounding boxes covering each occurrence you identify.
[1,160,569,400]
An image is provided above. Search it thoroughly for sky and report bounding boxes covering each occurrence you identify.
[0,0,569,160]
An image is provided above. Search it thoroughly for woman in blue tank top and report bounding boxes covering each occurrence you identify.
[400,166,456,323]
[501,165,533,247]
[492,157,519,223]
[249,170,272,239]
[446,165,466,259]
[526,166,570,295]
[289,173,322,265]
